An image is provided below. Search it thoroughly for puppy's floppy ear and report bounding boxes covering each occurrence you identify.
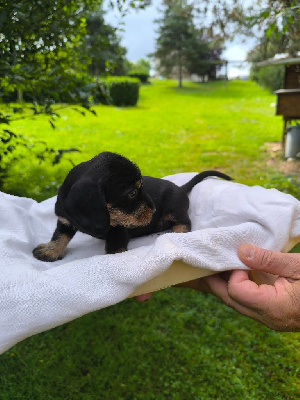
[63,177,110,238]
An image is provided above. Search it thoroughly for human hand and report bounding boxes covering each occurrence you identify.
[189,244,300,331]
[135,292,153,302]
[135,244,300,331]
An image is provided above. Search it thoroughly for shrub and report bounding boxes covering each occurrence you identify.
[0,128,79,193]
[0,72,96,107]
[128,72,149,84]
[250,65,284,93]
[96,77,140,106]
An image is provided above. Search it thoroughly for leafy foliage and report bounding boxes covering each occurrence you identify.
[245,0,300,56]
[0,0,95,99]
[127,58,151,83]
[190,0,299,55]
[128,58,151,74]
[0,119,79,190]
[84,8,128,76]
[0,0,151,188]
[250,65,285,93]
[245,2,298,92]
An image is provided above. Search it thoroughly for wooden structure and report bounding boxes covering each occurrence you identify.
[257,57,300,147]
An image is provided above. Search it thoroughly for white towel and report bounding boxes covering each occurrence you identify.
[0,173,299,354]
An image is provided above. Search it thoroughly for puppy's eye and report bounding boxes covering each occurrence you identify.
[128,189,138,199]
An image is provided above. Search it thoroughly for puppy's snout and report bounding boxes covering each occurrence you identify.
[135,200,154,226]
[107,194,154,229]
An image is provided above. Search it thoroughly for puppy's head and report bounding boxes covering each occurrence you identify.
[102,153,154,229]
[58,152,154,236]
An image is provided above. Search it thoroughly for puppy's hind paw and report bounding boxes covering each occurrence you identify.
[32,242,63,262]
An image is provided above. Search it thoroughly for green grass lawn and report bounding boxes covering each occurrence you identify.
[0,79,299,399]
[3,79,299,200]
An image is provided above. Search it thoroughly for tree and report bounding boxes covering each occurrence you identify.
[191,0,299,56]
[240,1,299,92]
[84,9,128,76]
[131,58,152,75]
[0,1,96,98]
[166,0,298,88]
[154,0,222,87]
[0,0,151,189]
[0,0,151,103]
[244,0,300,57]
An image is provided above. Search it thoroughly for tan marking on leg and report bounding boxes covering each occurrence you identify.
[58,216,71,226]
[172,224,189,233]
[33,234,71,262]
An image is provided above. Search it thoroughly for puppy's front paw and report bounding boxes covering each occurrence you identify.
[172,224,190,233]
[105,247,127,254]
[32,242,64,262]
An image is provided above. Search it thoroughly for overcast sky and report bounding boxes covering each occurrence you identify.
[105,0,255,77]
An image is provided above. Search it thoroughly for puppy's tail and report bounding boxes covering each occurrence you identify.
[180,171,233,194]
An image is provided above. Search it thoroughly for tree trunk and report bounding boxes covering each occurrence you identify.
[17,89,23,103]
[178,63,182,88]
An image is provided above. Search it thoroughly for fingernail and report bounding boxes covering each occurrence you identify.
[239,244,255,259]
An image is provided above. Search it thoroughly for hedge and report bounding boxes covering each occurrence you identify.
[1,75,140,108]
[128,73,149,84]
[0,72,96,106]
[96,77,140,107]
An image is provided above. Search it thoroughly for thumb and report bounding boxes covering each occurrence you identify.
[238,244,300,279]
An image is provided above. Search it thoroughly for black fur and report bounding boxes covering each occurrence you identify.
[33,152,232,261]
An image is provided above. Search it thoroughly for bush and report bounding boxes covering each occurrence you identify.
[96,77,140,106]
[128,72,149,84]
[250,65,284,93]
[0,128,79,195]
[0,72,96,107]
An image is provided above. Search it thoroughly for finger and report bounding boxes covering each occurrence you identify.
[205,270,257,307]
[238,244,300,279]
[176,271,233,293]
[204,272,268,318]
[228,270,280,309]
[229,271,300,330]
[204,273,238,303]
[176,277,211,292]
[135,292,152,302]
[205,272,296,330]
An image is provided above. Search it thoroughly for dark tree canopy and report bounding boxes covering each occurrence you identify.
[0,0,150,102]
[0,0,152,185]
[85,10,128,76]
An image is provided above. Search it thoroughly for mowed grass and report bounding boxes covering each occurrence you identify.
[4,79,299,199]
[0,79,299,399]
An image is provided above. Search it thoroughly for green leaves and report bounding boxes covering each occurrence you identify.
[266,22,276,37]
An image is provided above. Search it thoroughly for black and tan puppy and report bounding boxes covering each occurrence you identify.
[33,152,231,261]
